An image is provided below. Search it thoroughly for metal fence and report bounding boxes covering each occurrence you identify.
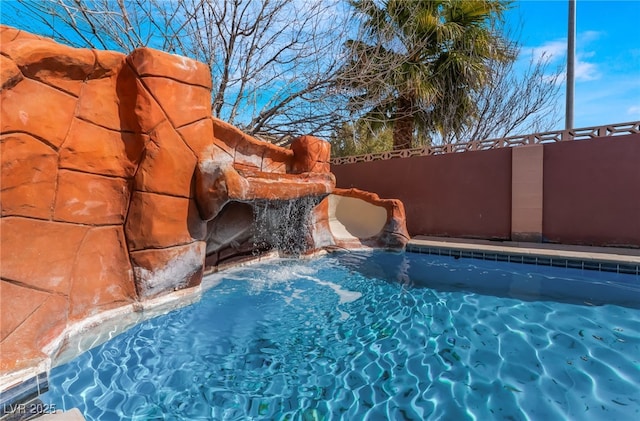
[330,121,640,165]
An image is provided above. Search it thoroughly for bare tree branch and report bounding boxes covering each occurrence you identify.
[6,0,350,142]
[334,0,562,151]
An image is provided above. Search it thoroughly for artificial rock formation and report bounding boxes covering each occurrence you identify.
[0,25,407,377]
[313,188,410,250]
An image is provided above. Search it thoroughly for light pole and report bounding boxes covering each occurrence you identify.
[566,0,576,130]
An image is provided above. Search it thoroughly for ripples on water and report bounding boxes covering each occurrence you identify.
[43,251,640,420]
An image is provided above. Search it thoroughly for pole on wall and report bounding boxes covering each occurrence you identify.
[566,0,576,130]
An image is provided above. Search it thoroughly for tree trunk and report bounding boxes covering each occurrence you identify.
[393,96,414,150]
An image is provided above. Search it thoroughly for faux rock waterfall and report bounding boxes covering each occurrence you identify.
[0,25,409,379]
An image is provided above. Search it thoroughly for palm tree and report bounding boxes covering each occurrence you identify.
[340,0,514,150]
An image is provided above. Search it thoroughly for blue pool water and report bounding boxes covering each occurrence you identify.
[43,251,640,420]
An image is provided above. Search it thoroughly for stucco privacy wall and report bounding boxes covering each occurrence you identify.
[332,134,640,247]
[332,148,513,239]
[543,134,640,246]
[0,26,409,378]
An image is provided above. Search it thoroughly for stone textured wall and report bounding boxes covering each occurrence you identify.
[312,189,409,250]
[0,25,407,376]
[0,26,333,373]
[1,26,144,372]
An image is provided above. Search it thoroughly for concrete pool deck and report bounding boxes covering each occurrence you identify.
[407,236,640,274]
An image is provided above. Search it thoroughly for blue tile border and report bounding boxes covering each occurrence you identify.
[406,244,640,275]
[0,372,48,417]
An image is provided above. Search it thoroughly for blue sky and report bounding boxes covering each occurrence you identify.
[1,0,638,132]
[504,0,640,129]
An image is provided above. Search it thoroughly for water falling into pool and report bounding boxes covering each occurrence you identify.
[251,197,320,256]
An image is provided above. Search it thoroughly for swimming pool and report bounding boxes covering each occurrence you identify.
[42,251,640,420]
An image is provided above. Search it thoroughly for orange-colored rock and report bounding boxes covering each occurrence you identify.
[0,281,49,341]
[194,163,237,220]
[178,117,217,156]
[92,49,126,79]
[0,217,89,294]
[291,135,331,174]
[76,56,140,132]
[312,188,409,250]
[211,118,293,171]
[236,134,293,173]
[59,118,144,178]
[125,191,206,250]
[129,241,205,299]
[0,25,23,44]
[0,54,23,90]
[130,78,167,132]
[140,76,212,128]
[244,139,292,173]
[135,120,196,197]
[211,117,247,154]
[0,25,54,44]
[194,162,335,221]
[0,26,410,380]
[233,139,266,169]
[0,293,68,372]
[262,154,290,173]
[68,226,136,320]
[128,48,212,89]
[0,77,77,148]
[2,38,95,96]
[1,133,57,219]
[235,169,335,201]
[53,170,130,225]
[309,198,335,249]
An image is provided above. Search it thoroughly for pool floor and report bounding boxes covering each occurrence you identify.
[42,251,640,420]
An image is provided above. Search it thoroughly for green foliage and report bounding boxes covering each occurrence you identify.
[330,122,394,157]
[341,0,515,149]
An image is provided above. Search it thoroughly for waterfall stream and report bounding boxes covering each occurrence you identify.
[252,197,321,256]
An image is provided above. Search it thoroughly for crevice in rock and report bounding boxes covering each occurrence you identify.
[0,277,65,297]
[132,72,211,90]
[56,166,131,181]
[124,61,200,160]
[130,188,191,200]
[175,116,211,130]
[0,215,124,228]
[74,115,138,135]
[0,130,61,152]
[67,229,90,297]
[0,301,44,342]
[17,74,80,99]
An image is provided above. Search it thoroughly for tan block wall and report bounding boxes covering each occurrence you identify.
[511,145,544,242]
